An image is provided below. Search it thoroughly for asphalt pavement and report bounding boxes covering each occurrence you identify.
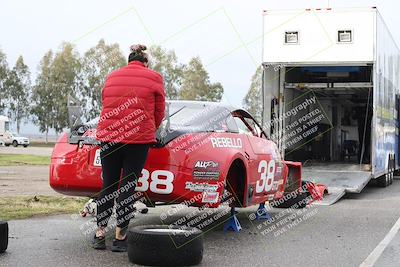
[1,180,400,267]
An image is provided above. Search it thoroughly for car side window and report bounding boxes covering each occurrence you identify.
[226,114,239,133]
[233,117,254,136]
[244,118,262,137]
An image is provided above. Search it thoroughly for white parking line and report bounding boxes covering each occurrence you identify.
[359,215,400,267]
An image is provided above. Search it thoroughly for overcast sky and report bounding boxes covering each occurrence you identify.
[1,0,399,134]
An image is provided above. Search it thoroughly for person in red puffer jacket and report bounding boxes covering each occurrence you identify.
[93,44,165,252]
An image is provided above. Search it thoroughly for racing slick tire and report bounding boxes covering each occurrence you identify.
[0,221,8,253]
[271,181,311,209]
[128,225,203,266]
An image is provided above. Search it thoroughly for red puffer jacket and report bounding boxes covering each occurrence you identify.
[96,61,165,144]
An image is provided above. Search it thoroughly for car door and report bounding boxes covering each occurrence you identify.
[233,111,285,204]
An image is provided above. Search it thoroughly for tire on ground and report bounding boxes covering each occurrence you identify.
[0,221,8,253]
[128,225,203,266]
[270,181,312,209]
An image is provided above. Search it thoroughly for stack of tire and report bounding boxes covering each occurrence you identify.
[128,225,203,266]
[0,221,8,253]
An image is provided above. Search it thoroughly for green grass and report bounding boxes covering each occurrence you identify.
[0,196,88,221]
[0,154,50,166]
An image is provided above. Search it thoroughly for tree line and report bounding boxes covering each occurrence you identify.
[0,39,262,140]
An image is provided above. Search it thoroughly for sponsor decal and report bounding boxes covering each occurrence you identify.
[193,160,220,180]
[193,171,220,179]
[185,182,219,192]
[202,191,220,203]
[272,179,284,191]
[210,137,242,148]
[194,161,219,169]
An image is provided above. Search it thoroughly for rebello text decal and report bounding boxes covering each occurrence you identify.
[211,137,242,148]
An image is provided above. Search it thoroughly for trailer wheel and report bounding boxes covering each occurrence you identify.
[0,221,8,253]
[128,225,203,266]
[376,173,390,187]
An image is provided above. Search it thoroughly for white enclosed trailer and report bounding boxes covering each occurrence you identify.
[0,116,10,145]
[262,7,400,204]
[0,115,10,135]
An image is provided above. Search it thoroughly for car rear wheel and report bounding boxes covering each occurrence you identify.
[128,225,203,266]
[0,221,8,253]
[12,140,18,147]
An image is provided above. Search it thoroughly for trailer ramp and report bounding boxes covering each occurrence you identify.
[302,163,372,205]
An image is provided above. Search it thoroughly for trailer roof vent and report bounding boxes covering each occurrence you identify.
[338,30,352,43]
[285,31,299,44]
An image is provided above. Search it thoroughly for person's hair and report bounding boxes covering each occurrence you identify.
[128,44,148,64]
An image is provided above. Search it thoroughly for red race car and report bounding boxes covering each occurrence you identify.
[50,101,322,209]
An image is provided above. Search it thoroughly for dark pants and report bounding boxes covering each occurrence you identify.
[96,142,150,230]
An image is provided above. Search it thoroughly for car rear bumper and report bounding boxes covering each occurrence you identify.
[49,159,103,197]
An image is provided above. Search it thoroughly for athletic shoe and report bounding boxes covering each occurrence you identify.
[92,234,106,250]
[111,237,127,252]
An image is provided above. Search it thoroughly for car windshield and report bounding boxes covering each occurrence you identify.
[165,103,235,132]
[11,132,20,137]
[81,102,235,133]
